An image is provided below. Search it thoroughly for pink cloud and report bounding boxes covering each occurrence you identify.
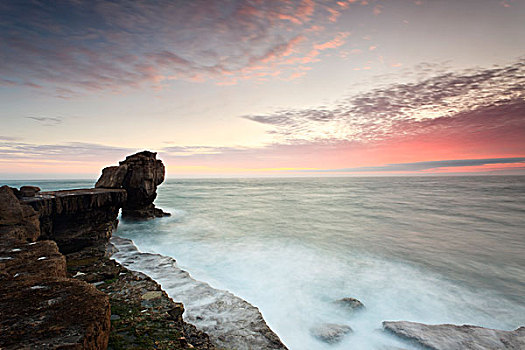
[313,32,350,50]
[327,8,341,22]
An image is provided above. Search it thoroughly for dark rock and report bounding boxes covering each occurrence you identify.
[310,323,353,344]
[95,164,129,189]
[19,185,41,197]
[96,150,170,219]
[383,321,525,350]
[0,185,41,242]
[168,303,185,322]
[335,297,365,311]
[0,239,110,350]
[21,188,127,254]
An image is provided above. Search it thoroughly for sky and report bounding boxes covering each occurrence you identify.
[1,0,524,179]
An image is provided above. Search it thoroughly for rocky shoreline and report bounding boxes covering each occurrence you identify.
[0,151,287,350]
[1,151,523,349]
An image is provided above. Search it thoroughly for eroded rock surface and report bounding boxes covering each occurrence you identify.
[383,321,525,350]
[96,150,170,219]
[21,188,127,254]
[0,239,110,350]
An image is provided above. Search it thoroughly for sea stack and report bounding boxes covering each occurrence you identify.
[96,150,170,219]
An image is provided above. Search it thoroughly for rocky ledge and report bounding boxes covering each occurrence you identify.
[0,238,111,349]
[22,188,127,254]
[383,321,525,350]
[66,244,215,350]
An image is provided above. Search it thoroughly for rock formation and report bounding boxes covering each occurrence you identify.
[0,151,216,350]
[383,321,525,350]
[96,150,170,219]
[21,188,127,254]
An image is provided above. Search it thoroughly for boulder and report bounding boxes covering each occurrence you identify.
[383,321,525,350]
[96,150,170,219]
[19,185,41,197]
[310,323,352,344]
[0,185,41,242]
[335,297,365,311]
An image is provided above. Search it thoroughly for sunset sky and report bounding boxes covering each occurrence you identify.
[1,0,524,178]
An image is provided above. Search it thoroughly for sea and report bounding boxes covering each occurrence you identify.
[4,176,525,349]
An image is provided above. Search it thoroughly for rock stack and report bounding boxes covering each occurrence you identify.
[96,150,170,219]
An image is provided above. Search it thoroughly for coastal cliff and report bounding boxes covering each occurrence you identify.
[1,151,287,350]
[0,151,214,349]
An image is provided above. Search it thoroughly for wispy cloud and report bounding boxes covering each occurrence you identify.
[0,141,132,161]
[243,59,525,144]
[0,0,379,94]
[303,157,525,172]
[26,116,63,126]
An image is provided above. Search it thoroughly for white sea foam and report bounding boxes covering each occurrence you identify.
[19,177,522,350]
[115,226,525,349]
[110,236,286,350]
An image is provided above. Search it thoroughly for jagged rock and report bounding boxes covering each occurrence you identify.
[96,150,170,219]
[21,188,127,254]
[19,185,41,197]
[0,185,40,242]
[0,239,110,350]
[335,297,365,311]
[383,321,525,350]
[310,323,353,344]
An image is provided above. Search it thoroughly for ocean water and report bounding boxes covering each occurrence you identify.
[4,176,525,349]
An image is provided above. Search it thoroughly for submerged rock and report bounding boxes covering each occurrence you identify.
[96,150,170,219]
[310,323,353,344]
[383,321,525,350]
[335,297,365,311]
